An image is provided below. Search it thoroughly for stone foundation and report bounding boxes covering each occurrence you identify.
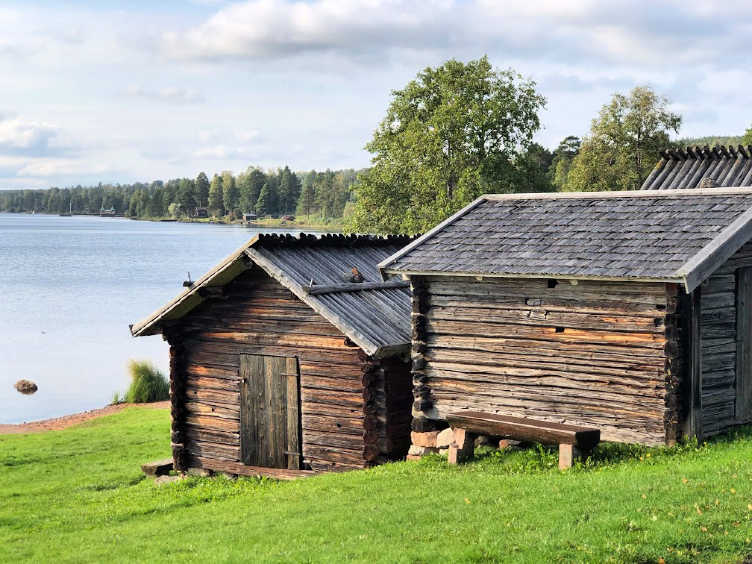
[408,428,508,460]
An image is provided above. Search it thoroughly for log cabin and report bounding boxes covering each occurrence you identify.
[379,188,752,452]
[131,233,414,476]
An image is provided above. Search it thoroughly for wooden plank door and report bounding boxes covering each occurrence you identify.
[736,268,752,423]
[240,354,301,469]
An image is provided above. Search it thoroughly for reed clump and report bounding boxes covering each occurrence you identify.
[113,361,169,404]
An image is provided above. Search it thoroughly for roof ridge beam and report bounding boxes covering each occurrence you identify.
[481,186,752,201]
[304,280,409,295]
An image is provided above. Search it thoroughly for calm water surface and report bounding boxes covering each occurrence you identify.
[0,213,306,424]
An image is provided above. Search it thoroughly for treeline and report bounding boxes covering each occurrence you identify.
[0,166,358,222]
[5,57,752,235]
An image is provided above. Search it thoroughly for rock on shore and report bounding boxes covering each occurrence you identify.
[14,380,38,395]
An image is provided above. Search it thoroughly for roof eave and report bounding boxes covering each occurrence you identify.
[130,235,260,337]
[382,268,682,285]
[675,205,752,293]
[378,196,488,278]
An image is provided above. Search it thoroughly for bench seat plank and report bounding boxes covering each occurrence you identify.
[446,411,600,451]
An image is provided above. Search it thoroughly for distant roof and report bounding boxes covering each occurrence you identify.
[132,233,414,357]
[380,188,752,292]
[642,145,752,190]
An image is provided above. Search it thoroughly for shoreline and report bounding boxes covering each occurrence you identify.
[0,401,169,435]
[1,210,344,232]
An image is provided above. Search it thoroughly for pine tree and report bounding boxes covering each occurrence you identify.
[208,174,224,216]
[297,171,317,218]
[255,183,272,216]
[316,170,336,219]
[178,178,197,212]
[221,171,239,215]
[255,178,279,216]
[248,168,265,211]
[238,167,265,213]
[195,172,210,207]
[277,166,301,214]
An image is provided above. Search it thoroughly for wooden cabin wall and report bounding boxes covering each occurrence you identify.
[699,241,752,436]
[167,266,405,474]
[380,356,413,458]
[411,276,680,446]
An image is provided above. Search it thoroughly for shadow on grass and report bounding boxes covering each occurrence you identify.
[417,425,752,474]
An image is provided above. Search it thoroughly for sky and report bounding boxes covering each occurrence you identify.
[1,0,752,189]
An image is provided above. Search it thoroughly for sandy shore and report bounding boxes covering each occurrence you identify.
[0,401,169,434]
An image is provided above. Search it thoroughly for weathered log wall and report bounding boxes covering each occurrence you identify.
[699,241,752,435]
[165,266,408,473]
[411,276,680,445]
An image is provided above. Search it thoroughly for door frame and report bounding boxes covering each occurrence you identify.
[736,268,752,423]
[239,354,302,469]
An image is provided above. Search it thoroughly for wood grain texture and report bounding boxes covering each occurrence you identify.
[698,241,752,435]
[170,266,409,474]
[413,276,676,445]
[286,357,302,470]
[736,267,752,423]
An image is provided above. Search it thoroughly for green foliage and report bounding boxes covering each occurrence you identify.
[2,409,752,562]
[195,172,210,208]
[676,135,746,148]
[208,174,224,216]
[255,181,276,216]
[237,167,265,213]
[549,135,581,189]
[0,166,356,224]
[167,202,181,218]
[177,178,196,212]
[349,56,545,234]
[221,171,239,216]
[566,86,682,192]
[277,166,302,215]
[512,143,555,193]
[296,170,317,218]
[123,360,169,403]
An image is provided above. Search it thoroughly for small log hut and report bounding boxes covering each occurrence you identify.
[131,233,413,475]
[379,188,752,452]
[642,145,752,190]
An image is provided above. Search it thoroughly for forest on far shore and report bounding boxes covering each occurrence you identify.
[0,167,357,225]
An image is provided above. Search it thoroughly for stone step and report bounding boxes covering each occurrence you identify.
[141,458,174,477]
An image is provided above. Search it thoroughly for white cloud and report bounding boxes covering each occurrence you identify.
[163,0,456,60]
[15,158,114,178]
[127,85,205,104]
[0,114,59,155]
[5,1,752,189]
[193,129,263,159]
[161,0,752,70]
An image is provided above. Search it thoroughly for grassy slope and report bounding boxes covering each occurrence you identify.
[2,408,752,563]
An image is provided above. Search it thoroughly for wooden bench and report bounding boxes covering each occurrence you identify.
[445,411,600,470]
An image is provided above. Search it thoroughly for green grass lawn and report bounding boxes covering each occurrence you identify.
[2,407,752,563]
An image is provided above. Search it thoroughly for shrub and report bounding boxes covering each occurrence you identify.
[124,360,169,403]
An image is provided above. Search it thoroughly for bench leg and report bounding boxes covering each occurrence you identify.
[559,443,581,470]
[448,428,475,464]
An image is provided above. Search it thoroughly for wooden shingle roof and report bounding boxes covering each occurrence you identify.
[642,145,752,190]
[131,233,413,357]
[380,188,752,292]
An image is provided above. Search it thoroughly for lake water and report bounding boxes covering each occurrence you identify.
[0,213,307,424]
